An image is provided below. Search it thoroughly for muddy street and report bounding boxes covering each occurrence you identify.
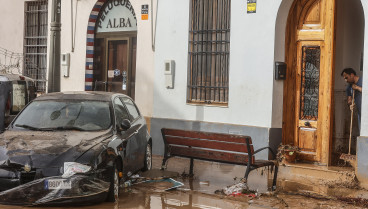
[0,156,365,209]
[0,187,362,209]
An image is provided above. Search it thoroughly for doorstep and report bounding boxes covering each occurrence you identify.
[277,162,368,201]
[278,161,356,185]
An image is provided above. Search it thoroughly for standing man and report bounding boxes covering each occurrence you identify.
[341,68,363,132]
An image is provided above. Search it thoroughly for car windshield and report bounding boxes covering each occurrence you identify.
[13,100,111,131]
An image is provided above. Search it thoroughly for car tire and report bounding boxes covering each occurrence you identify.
[142,143,152,171]
[106,164,119,202]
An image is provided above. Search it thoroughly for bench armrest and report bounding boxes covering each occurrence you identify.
[253,146,276,159]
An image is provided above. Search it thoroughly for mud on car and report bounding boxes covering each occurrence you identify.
[0,91,152,205]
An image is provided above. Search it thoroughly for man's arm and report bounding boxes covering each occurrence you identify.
[348,96,356,111]
[352,84,362,92]
[347,96,353,105]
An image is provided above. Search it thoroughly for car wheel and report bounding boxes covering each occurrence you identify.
[142,143,152,171]
[106,164,119,202]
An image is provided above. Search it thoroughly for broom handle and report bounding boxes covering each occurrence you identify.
[348,90,355,155]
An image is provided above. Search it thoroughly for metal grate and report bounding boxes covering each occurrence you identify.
[24,0,48,92]
[187,0,231,105]
[300,46,320,120]
[20,171,36,184]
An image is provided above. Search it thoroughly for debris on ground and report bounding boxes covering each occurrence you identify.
[199,181,210,185]
[337,196,368,208]
[318,171,361,190]
[221,181,258,198]
[223,182,248,195]
[229,192,257,198]
[125,170,184,192]
[122,180,132,188]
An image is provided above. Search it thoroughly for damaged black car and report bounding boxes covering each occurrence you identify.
[0,91,152,206]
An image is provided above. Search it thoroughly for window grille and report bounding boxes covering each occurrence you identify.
[24,0,48,92]
[299,46,320,120]
[187,0,231,105]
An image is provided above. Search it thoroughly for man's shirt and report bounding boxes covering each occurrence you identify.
[346,76,363,116]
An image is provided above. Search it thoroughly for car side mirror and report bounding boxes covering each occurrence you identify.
[120,119,131,131]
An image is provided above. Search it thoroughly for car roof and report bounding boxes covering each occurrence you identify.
[0,74,34,82]
[34,91,126,102]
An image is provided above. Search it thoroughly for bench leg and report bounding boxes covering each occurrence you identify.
[189,158,194,176]
[161,157,169,170]
[244,166,251,182]
[272,165,278,191]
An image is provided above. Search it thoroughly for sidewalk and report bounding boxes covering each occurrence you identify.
[151,155,368,208]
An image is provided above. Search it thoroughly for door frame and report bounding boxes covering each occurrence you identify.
[282,0,336,165]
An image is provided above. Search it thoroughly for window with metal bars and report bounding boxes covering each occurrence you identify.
[24,0,48,92]
[300,46,320,120]
[187,0,230,105]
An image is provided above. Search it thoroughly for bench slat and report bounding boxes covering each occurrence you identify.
[165,136,249,153]
[169,145,255,165]
[162,128,251,144]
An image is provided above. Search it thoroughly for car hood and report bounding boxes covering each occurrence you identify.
[0,129,113,169]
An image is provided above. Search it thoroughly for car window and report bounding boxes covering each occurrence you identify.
[13,100,111,131]
[120,97,140,121]
[113,98,130,125]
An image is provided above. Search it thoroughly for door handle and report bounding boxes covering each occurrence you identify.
[304,121,311,126]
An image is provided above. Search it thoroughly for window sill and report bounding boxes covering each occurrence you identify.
[186,101,228,108]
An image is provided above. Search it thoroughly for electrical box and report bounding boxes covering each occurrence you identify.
[275,62,286,80]
[61,53,70,77]
[164,60,175,89]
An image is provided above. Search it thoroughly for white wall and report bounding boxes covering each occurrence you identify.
[360,0,368,137]
[153,0,283,128]
[272,0,293,128]
[335,0,365,90]
[134,0,156,118]
[0,1,26,74]
[58,0,155,117]
[59,0,95,91]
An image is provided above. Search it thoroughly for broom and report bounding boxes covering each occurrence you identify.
[340,90,356,162]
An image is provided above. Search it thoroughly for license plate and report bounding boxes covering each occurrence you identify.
[45,179,72,190]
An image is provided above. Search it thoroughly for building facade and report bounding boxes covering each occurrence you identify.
[151,0,368,186]
[0,0,156,118]
[1,0,368,187]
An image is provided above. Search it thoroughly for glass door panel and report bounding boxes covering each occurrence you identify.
[107,39,129,94]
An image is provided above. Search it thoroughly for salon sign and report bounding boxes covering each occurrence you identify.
[97,0,137,33]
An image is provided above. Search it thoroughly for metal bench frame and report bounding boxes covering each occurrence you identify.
[160,128,278,190]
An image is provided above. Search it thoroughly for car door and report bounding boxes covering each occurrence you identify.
[113,97,137,176]
[120,97,146,171]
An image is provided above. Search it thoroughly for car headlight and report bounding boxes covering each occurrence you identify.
[61,162,91,178]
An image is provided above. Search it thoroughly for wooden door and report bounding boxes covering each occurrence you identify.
[106,39,130,95]
[93,34,137,99]
[283,0,335,164]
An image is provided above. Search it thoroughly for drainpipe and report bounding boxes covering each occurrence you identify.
[151,0,158,51]
[48,0,61,93]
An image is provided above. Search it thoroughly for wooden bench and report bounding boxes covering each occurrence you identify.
[160,128,278,190]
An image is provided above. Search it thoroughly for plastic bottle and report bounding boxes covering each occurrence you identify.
[123,180,132,188]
